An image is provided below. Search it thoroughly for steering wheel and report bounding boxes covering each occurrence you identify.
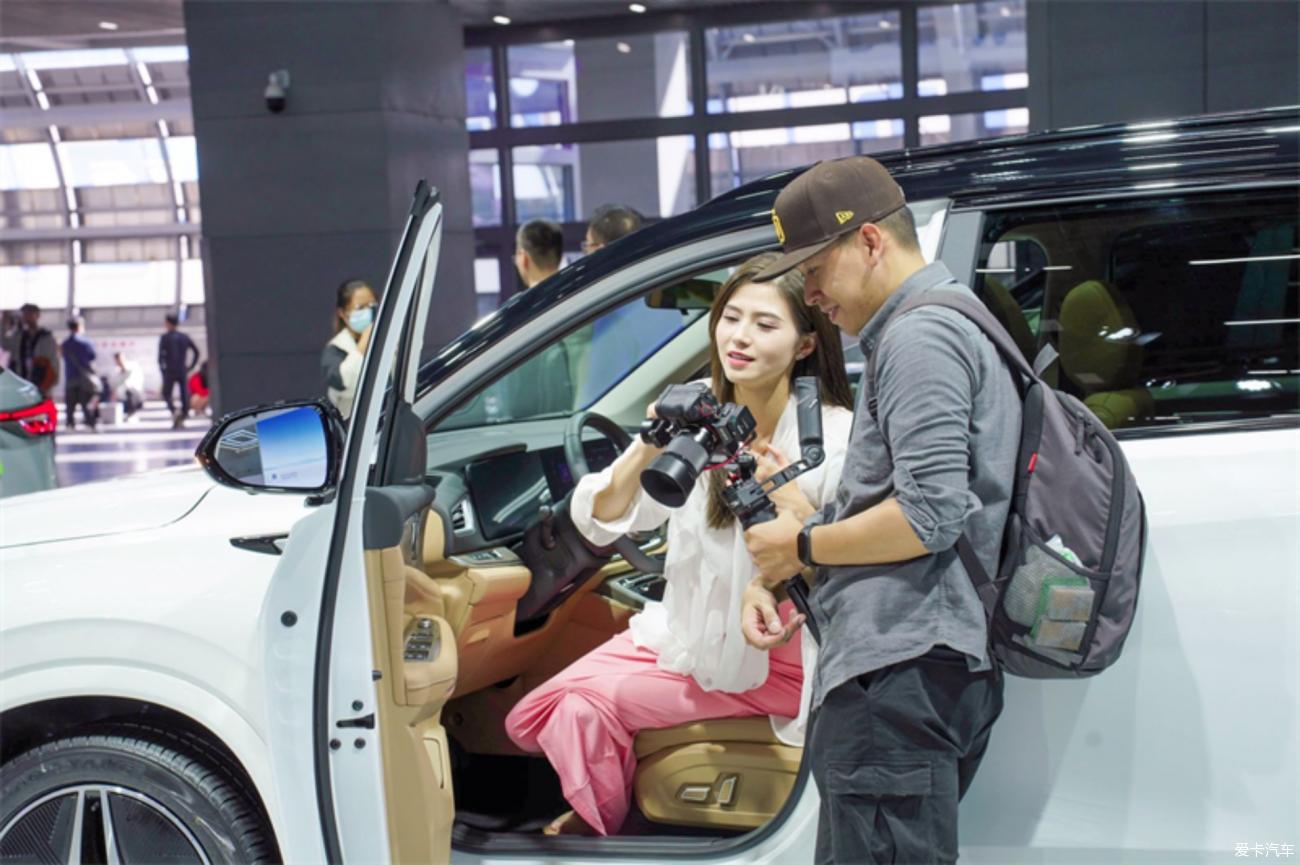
[561,411,665,576]
[563,411,632,480]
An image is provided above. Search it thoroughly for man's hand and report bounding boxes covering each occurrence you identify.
[743,508,804,587]
[740,578,805,650]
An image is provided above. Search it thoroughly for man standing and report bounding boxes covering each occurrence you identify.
[158,313,200,429]
[514,218,563,290]
[1,304,60,399]
[61,317,99,431]
[741,157,1020,865]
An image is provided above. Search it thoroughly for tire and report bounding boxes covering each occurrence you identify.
[0,730,277,864]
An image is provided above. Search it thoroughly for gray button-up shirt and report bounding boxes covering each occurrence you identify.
[808,261,1021,709]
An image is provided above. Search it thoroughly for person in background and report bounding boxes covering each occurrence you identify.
[582,204,642,254]
[159,313,200,430]
[514,218,563,290]
[2,304,60,399]
[188,360,210,416]
[322,278,376,420]
[112,352,145,422]
[61,317,99,432]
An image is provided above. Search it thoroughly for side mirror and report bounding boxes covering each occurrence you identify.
[196,400,343,494]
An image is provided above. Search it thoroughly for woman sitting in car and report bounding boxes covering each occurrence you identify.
[505,251,854,836]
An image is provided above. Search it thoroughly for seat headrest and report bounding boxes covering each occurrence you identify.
[1058,280,1144,392]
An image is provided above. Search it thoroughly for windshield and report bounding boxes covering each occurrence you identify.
[435,271,726,431]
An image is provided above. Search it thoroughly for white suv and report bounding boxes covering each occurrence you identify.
[2,110,1297,865]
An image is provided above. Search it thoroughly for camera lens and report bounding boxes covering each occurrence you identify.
[641,432,712,507]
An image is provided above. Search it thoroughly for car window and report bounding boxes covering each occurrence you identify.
[973,189,1299,430]
[434,272,724,431]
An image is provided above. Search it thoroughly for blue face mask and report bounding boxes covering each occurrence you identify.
[346,306,373,334]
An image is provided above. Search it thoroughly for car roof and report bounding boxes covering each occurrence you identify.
[418,107,1298,394]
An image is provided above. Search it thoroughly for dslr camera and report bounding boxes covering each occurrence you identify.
[638,383,757,508]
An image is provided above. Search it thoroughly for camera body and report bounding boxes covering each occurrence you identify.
[639,383,757,508]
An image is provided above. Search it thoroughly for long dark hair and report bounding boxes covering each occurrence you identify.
[705,252,853,529]
[334,278,373,334]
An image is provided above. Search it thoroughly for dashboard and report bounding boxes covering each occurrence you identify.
[465,439,619,541]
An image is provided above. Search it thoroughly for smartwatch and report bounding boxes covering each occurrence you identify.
[797,523,818,568]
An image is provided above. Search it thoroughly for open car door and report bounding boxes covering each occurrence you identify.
[254,183,450,864]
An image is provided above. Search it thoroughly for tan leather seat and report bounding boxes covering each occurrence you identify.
[1058,279,1154,429]
[632,718,801,830]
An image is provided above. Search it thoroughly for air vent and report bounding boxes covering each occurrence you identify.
[450,499,475,535]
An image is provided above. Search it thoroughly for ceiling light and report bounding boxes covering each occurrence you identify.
[616,41,631,54]
[492,15,511,25]
[629,3,647,12]
[36,92,50,110]
[879,19,893,29]
[146,85,159,104]
[98,21,118,30]
[742,33,756,43]
[1000,5,1012,16]
[563,38,575,46]
[48,125,61,143]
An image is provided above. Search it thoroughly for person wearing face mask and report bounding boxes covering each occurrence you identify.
[505,252,855,837]
[322,278,376,420]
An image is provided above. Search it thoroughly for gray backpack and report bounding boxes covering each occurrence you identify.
[869,290,1146,679]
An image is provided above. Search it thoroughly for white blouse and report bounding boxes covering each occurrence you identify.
[570,388,852,745]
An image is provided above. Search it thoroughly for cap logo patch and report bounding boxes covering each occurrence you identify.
[835,210,855,225]
[771,210,786,244]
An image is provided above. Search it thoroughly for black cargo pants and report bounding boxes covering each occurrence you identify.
[807,646,1004,865]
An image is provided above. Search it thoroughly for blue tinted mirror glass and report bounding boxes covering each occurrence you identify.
[214,405,329,490]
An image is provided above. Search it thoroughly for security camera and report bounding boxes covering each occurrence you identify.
[265,69,290,113]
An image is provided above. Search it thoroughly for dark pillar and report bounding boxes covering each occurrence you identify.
[183,0,474,414]
[1028,0,1298,132]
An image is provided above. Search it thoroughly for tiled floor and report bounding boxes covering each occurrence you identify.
[55,401,210,486]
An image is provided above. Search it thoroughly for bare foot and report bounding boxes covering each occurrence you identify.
[542,810,599,836]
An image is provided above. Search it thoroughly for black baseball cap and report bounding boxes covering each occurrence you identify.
[754,156,906,282]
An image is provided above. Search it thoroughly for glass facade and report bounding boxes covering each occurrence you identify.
[917,0,1028,97]
[506,33,691,127]
[920,108,1030,146]
[513,137,695,222]
[470,5,1029,307]
[0,46,200,315]
[705,13,903,114]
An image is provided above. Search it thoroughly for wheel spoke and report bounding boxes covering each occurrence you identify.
[67,790,84,865]
[99,791,122,865]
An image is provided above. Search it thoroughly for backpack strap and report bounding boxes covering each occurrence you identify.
[863,287,1039,600]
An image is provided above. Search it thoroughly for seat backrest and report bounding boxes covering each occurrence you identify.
[1057,279,1156,429]
[982,276,1037,362]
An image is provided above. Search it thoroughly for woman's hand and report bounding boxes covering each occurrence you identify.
[741,578,805,650]
[590,402,663,523]
[753,444,814,520]
[356,322,373,356]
